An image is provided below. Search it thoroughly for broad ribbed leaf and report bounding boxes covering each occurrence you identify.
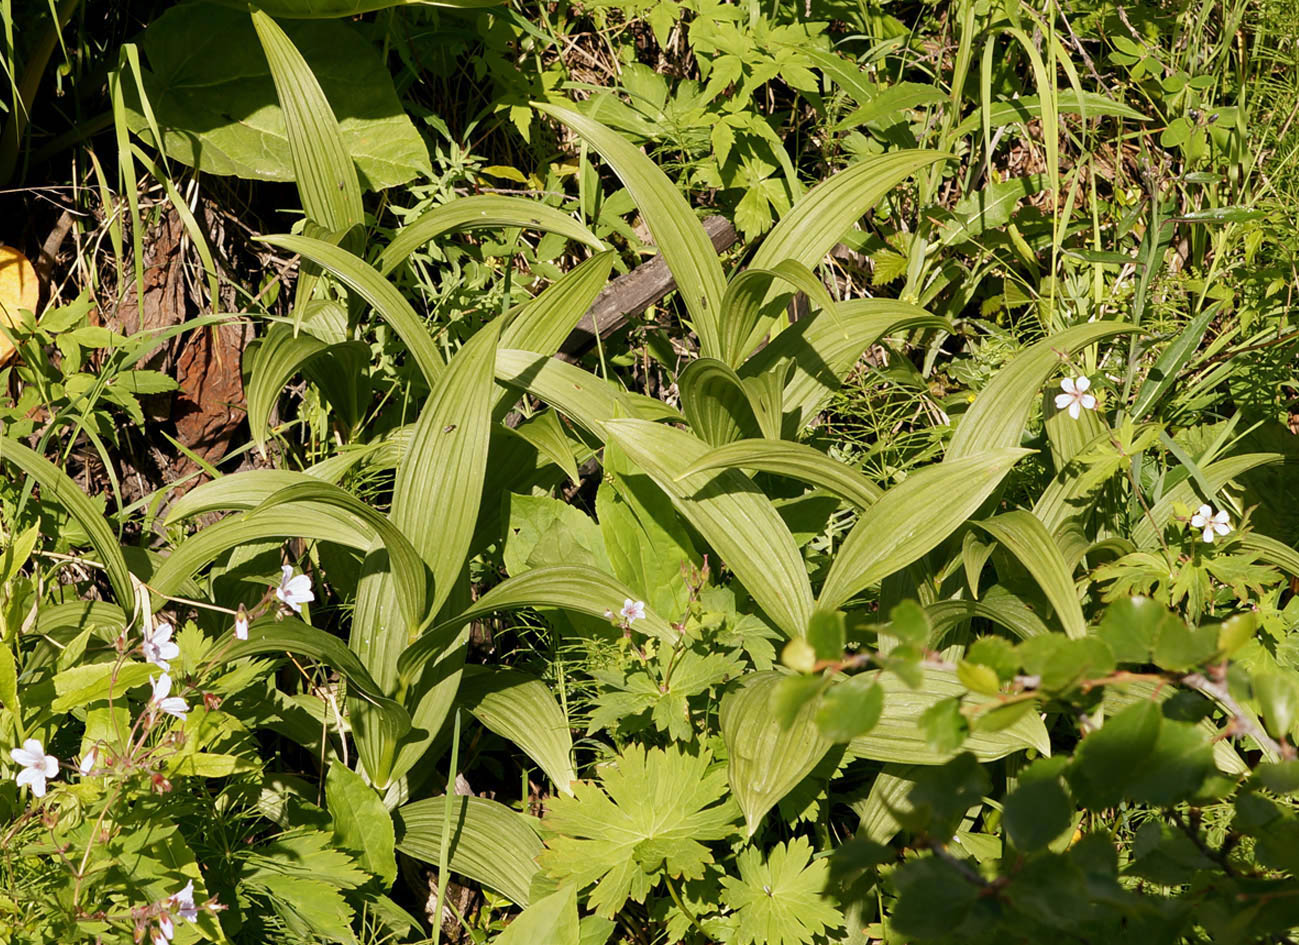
[721,672,832,837]
[151,505,376,602]
[398,566,677,681]
[947,322,1137,460]
[819,449,1030,610]
[1,440,134,615]
[458,666,575,794]
[678,439,882,509]
[976,510,1086,639]
[925,586,1049,644]
[751,151,950,271]
[255,481,430,637]
[535,104,726,358]
[353,321,500,688]
[1132,452,1282,549]
[506,410,581,485]
[1241,533,1299,578]
[604,419,815,638]
[380,195,604,275]
[847,668,1050,763]
[166,470,343,524]
[327,763,397,886]
[245,325,328,446]
[720,259,843,368]
[501,252,615,352]
[226,618,410,735]
[1131,306,1218,418]
[395,795,542,906]
[251,10,363,232]
[259,234,444,386]
[496,350,627,436]
[678,358,761,446]
[741,300,946,437]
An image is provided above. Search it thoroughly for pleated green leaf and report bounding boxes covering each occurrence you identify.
[394,795,543,906]
[458,666,576,794]
[226,618,409,734]
[741,299,947,437]
[495,350,627,436]
[380,195,604,275]
[1,440,134,615]
[721,672,832,837]
[535,103,727,359]
[222,0,501,17]
[260,234,444,386]
[678,358,761,446]
[251,10,363,233]
[604,419,814,638]
[678,439,883,509]
[847,668,1050,763]
[498,252,616,367]
[398,565,677,681]
[720,258,844,368]
[925,586,1050,644]
[750,151,951,272]
[492,885,579,945]
[947,322,1137,460]
[975,510,1086,639]
[818,449,1030,611]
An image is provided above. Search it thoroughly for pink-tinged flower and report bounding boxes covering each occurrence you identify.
[275,565,314,614]
[233,607,249,641]
[619,599,646,624]
[170,880,198,923]
[154,913,173,945]
[1190,504,1232,543]
[10,738,58,797]
[1054,376,1097,419]
[149,674,189,721]
[142,621,180,672]
[78,747,97,776]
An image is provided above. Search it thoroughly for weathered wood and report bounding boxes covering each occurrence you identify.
[558,215,738,360]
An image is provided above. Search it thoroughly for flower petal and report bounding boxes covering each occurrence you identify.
[1068,401,1081,420]
[42,754,58,778]
[1054,393,1073,410]
[1060,377,1076,394]
[1080,394,1096,410]
[1074,375,1091,392]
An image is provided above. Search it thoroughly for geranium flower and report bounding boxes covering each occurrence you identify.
[142,621,180,671]
[10,738,58,797]
[1054,376,1097,419]
[171,880,198,922]
[1190,504,1232,543]
[233,606,249,641]
[78,747,97,776]
[275,565,314,614]
[619,599,646,624]
[150,674,189,721]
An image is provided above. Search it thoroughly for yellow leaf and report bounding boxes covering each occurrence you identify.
[0,245,39,366]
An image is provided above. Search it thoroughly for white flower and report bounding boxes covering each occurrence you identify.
[10,738,58,797]
[142,621,180,672]
[233,610,249,641]
[1190,504,1232,543]
[150,674,189,721]
[170,879,198,922]
[78,747,97,776]
[275,565,314,614]
[619,599,646,624]
[152,923,171,945]
[1054,375,1097,420]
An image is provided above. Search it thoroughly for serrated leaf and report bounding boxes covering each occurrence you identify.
[326,763,397,886]
[720,836,845,945]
